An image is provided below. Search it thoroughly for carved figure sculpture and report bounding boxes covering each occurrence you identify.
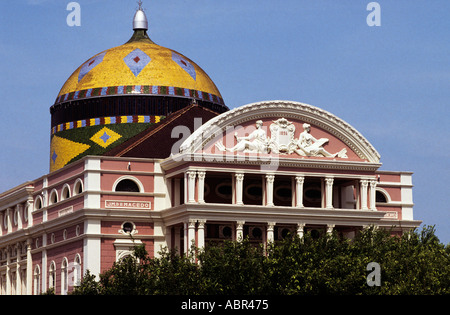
[215,119,348,158]
[215,120,268,153]
[294,123,347,158]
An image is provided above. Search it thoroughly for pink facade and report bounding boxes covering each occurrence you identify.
[0,156,160,295]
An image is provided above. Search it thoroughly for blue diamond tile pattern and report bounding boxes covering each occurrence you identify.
[123,49,151,77]
[78,52,106,82]
[52,150,58,163]
[99,131,111,144]
[172,52,196,80]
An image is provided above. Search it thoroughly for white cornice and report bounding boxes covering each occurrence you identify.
[161,153,381,173]
[160,203,387,227]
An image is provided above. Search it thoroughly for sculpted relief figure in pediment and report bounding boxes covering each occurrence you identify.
[215,118,348,158]
[294,123,347,158]
[215,120,269,153]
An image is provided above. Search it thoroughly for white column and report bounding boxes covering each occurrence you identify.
[183,222,188,254]
[325,177,334,209]
[187,219,196,251]
[297,223,305,239]
[369,179,377,211]
[197,171,206,204]
[197,220,206,249]
[16,257,21,295]
[27,199,33,227]
[186,171,197,203]
[26,238,33,295]
[360,179,369,210]
[236,221,245,241]
[327,224,335,235]
[6,245,10,295]
[183,173,188,204]
[295,176,305,208]
[6,208,12,233]
[265,174,275,207]
[0,212,3,235]
[16,205,23,230]
[235,173,244,205]
[267,222,275,243]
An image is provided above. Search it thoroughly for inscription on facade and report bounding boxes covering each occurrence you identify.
[383,211,398,219]
[105,200,151,210]
[58,206,74,217]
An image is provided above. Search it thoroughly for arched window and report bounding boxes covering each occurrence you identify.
[61,258,68,295]
[49,261,56,290]
[61,184,71,200]
[114,178,142,192]
[49,189,58,205]
[34,196,43,210]
[73,179,83,196]
[74,254,82,287]
[34,265,41,295]
[375,189,390,203]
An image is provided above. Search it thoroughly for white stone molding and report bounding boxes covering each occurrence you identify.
[114,238,143,261]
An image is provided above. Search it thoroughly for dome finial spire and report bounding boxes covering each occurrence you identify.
[133,1,148,31]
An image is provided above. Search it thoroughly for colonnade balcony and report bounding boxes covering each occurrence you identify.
[168,170,380,212]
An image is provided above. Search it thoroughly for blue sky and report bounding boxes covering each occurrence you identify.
[0,0,449,243]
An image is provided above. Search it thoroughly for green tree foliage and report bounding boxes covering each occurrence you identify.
[71,225,449,295]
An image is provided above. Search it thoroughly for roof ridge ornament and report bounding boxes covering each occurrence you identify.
[133,1,148,30]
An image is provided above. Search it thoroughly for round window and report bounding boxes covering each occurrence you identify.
[122,222,134,234]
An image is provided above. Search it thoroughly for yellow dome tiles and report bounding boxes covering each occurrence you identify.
[50,136,90,173]
[55,42,223,105]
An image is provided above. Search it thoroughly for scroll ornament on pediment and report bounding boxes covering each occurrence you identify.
[215,118,348,158]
